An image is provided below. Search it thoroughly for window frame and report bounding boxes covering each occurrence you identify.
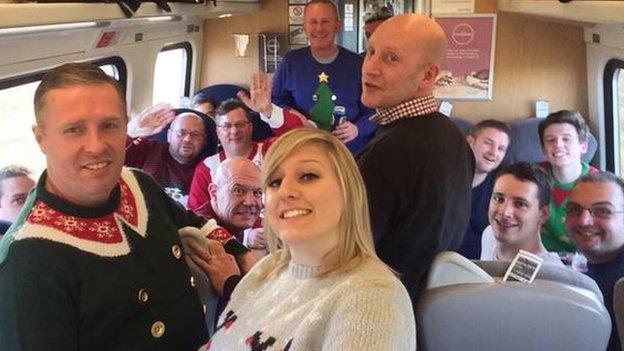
[91,56,128,94]
[156,42,192,98]
[0,56,127,94]
[603,58,624,173]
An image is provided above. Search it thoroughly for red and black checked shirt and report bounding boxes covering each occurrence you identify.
[369,95,438,126]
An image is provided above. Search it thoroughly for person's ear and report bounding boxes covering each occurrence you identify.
[580,140,588,155]
[467,134,475,146]
[167,128,173,144]
[420,62,440,91]
[32,124,46,154]
[208,183,217,200]
[539,205,550,223]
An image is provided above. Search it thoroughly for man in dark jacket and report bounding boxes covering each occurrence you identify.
[357,14,474,306]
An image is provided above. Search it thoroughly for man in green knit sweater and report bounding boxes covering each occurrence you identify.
[0,63,248,350]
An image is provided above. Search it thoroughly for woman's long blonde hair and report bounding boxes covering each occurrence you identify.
[257,128,379,279]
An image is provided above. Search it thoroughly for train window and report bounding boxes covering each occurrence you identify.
[91,56,128,94]
[0,78,45,177]
[603,59,624,175]
[152,42,192,106]
[99,64,119,80]
[0,58,126,177]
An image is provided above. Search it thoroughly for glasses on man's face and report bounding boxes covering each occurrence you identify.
[173,129,204,141]
[230,184,262,199]
[565,202,624,219]
[217,121,250,130]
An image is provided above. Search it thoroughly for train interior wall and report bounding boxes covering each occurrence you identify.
[199,0,588,123]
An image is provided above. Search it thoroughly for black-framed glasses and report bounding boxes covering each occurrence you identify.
[565,202,624,219]
[216,121,250,130]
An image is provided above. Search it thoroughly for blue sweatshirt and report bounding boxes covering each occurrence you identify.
[272,46,376,153]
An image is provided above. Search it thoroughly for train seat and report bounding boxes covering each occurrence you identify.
[426,251,494,289]
[195,84,273,142]
[450,116,598,165]
[418,252,611,351]
[473,259,604,299]
[195,84,247,106]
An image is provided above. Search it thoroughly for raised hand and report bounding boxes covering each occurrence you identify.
[127,103,176,137]
[237,71,273,116]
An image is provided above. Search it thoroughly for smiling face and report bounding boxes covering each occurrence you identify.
[303,2,341,56]
[488,174,548,247]
[468,127,509,175]
[541,123,588,169]
[566,181,624,263]
[216,107,253,156]
[265,142,343,263]
[33,83,127,207]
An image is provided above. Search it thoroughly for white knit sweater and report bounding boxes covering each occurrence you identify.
[206,255,416,350]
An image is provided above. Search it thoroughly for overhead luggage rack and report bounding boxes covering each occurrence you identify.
[0,0,260,28]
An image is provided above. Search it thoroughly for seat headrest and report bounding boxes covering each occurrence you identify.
[427,251,494,289]
[417,279,611,351]
[473,260,604,302]
[419,253,611,350]
[505,117,597,165]
[449,116,598,165]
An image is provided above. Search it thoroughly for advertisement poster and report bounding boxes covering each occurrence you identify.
[433,15,496,100]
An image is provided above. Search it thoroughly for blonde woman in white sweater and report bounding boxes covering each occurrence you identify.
[206,128,416,350]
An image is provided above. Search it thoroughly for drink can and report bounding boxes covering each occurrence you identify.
[332,106,346,127]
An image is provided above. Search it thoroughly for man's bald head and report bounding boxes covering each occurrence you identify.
[171,112,204,131]
[362,14,448,108]
[167,112,206,164]
[214,157,261,186]
[210,157,262,232]
[381,14,447,64]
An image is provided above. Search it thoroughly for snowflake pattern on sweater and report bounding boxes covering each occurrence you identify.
[11,168,149,257]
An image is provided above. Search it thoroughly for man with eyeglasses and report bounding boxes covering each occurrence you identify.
[479,162,564,265]
[125,107,207,207]
[566,171,624,351]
